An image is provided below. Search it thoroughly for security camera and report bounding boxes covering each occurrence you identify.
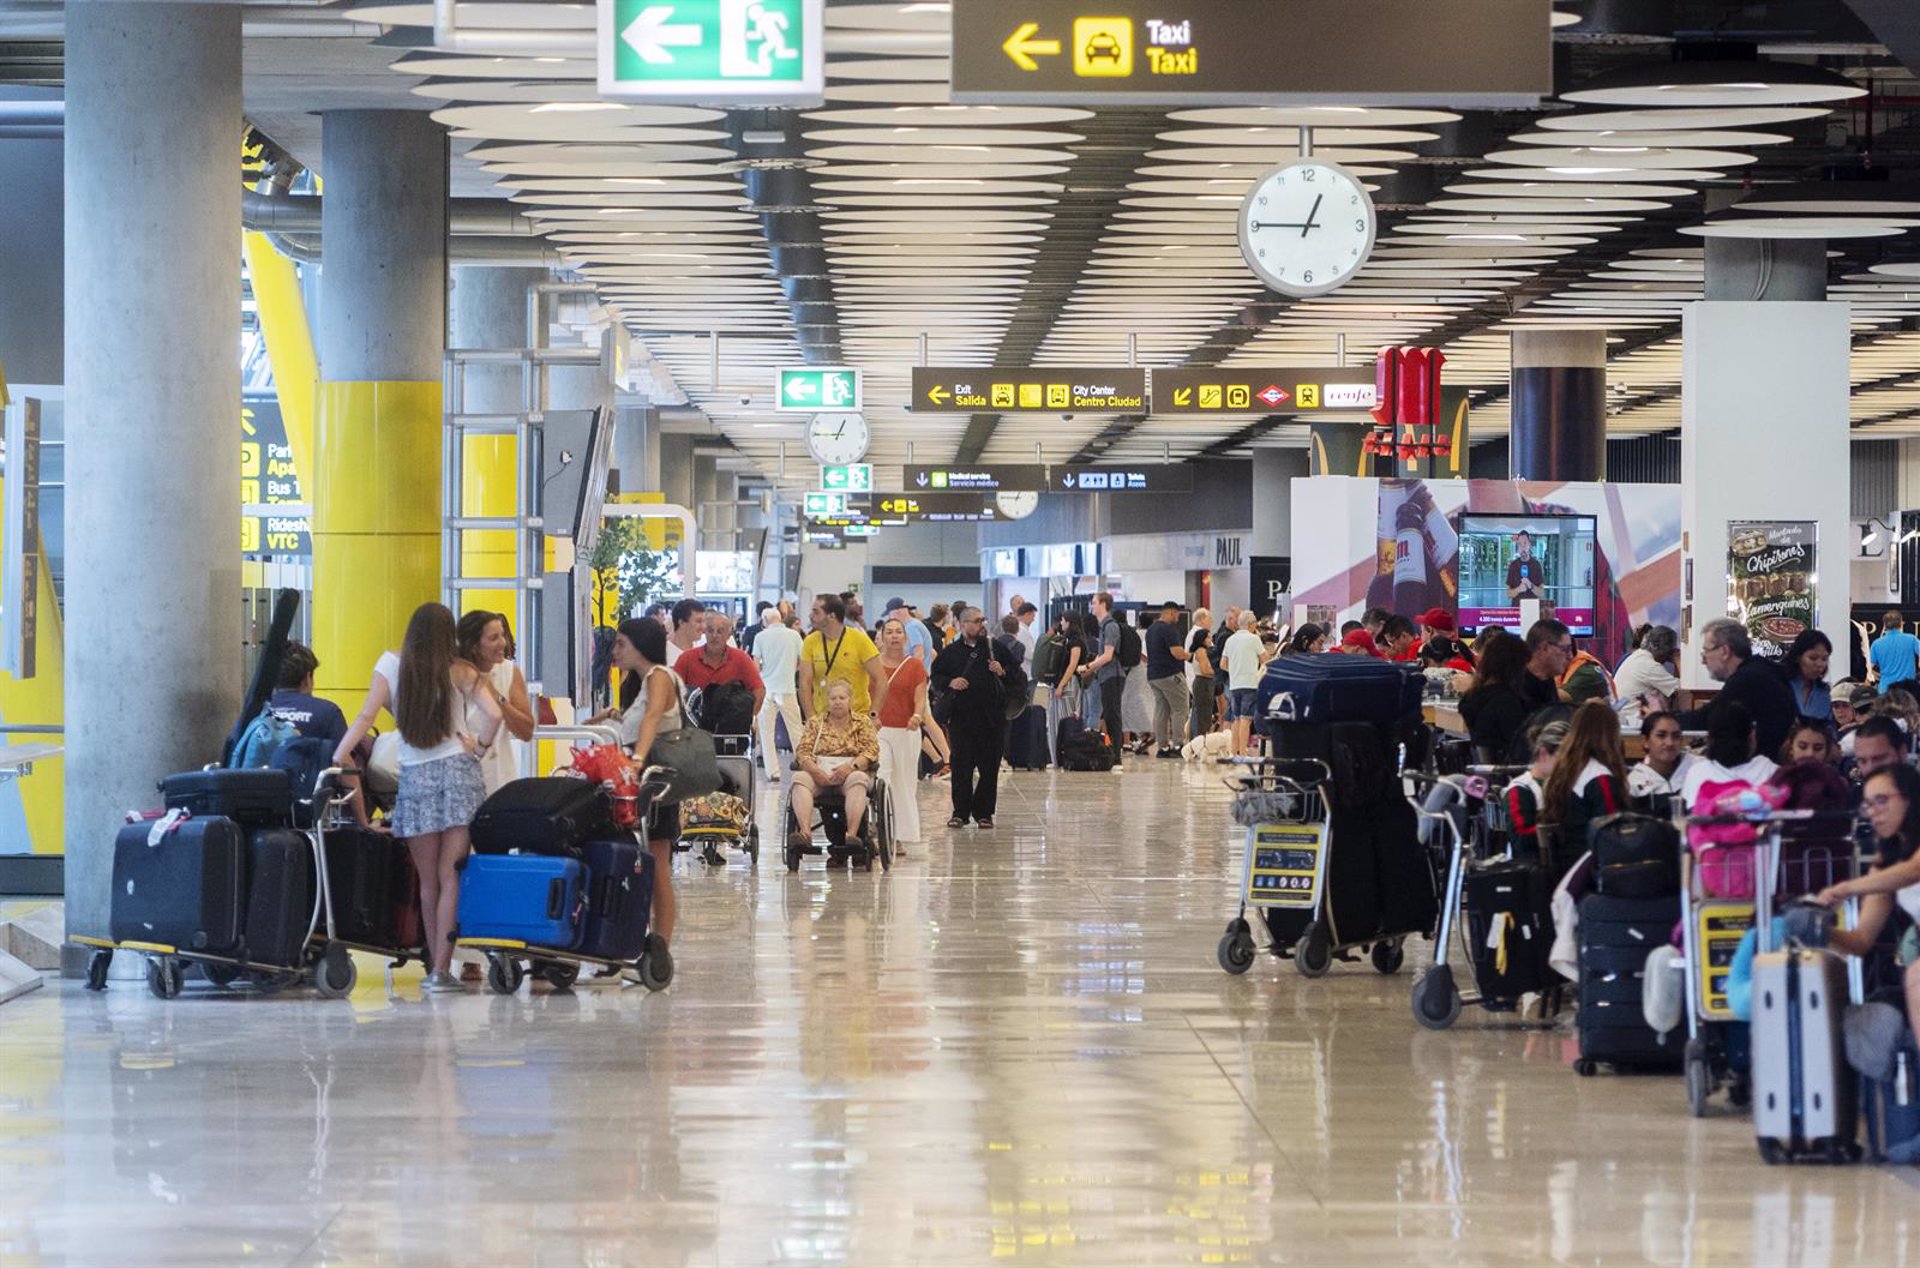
[738,395,754,406]
[1061,413,1074,422]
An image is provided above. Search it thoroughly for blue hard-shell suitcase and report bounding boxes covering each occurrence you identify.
[1255,653,1423,730]
[455,854,588,950]
[576,839,652,962]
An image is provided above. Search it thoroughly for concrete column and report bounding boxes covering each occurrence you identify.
[64,2,241,939]
[658,432,695,513]
[0,90,62,386]
[1250,449,1309,558]
[1509,329,1607,481]
[311,111,448,704]
[614,405,660,495]
[1679,301,1851,688]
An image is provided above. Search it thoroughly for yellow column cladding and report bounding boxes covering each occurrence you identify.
[311,380,442,711]
[0,364,64,852]
[241,232,318,491]
[461,432,517,618]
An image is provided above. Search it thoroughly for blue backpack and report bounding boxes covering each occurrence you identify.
[231,705,299,770]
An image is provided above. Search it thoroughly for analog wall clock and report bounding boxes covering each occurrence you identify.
[1237,160,1377,298]
[806,412,869,465]
[994,490,1039,520]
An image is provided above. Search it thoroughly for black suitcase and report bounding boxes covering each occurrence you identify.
[323,825,407,947]
[243,827,315,969]
[161,767,294,828]
[1007,704,1048,770]
[470,777,618,855]
[1057,729,1115,772]
[110,816,246,952]
[1255,652,1423,729]
[1576,892,1683,1072]
[1268,720,1395,809]
[1464,859,1554,1004]
[577,839,653,962]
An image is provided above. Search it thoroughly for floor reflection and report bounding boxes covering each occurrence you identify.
[3,762,1919,1265]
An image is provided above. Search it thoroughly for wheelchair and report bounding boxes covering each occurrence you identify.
[781,773,894,874]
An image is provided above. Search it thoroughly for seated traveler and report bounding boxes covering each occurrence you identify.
[789,678,881,850]
[1539,700,1626,874]
[1679,701,1778,810]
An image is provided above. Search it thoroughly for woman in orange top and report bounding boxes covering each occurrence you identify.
[875,616,931,852]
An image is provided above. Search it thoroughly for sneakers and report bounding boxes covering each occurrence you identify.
[422,970,465,994]
[1155,747,1180,759]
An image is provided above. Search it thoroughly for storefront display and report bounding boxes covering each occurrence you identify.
[1727,521,1816,659]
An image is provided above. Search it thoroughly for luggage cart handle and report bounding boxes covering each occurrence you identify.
[536,724,623,748]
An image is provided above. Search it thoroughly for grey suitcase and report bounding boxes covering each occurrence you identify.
[1752,947,1861,1164]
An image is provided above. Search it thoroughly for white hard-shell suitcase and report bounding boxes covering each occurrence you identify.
[1751,947,1861,1164]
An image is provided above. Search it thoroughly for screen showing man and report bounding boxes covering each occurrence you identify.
[1456,514,1598,635]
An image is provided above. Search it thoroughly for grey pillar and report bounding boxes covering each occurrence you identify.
[1703,238,1827,302]
[317,111,447,381]
[64,2,241,941]
[1509,329,1607,482]
[614,405,660,496]
[659,432,695,512]
[451,266,546,412]
[0,91,62,386]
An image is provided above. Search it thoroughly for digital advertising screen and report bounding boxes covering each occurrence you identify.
[1456,514,1599,636]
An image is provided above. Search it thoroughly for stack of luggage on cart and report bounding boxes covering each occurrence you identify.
[87,590,417,999]
[457,776,673,994]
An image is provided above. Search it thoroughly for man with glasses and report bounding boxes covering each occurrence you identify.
[1521,618,1574,710]
[932,606,1022,830]
[1678,616,1797,759]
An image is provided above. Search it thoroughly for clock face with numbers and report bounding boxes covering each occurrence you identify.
[995,490,1039,520]
[1237,160,1377,298]
[806,412,869,465]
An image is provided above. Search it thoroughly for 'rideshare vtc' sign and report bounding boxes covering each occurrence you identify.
[599,0,824,105]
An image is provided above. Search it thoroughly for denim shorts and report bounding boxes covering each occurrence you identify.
[1228,688,1258,721]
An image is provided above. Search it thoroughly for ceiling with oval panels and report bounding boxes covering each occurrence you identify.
[327,0,1920,477]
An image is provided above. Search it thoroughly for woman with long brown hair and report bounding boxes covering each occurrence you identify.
[456,609,537,794]
[335,602,503,993]
[1539,699,1628,872]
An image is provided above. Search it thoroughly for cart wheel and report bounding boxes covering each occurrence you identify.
[637,935,674,992]
[876,826,893,873]
[484,955,524,996]
[1758,1138,1787,1165]
[747,825,761,864]
[1411,965,1462,1030]
[313,943,357,999]
[784,844,801,873]
[1217,929,1256,975]
[85,950,112,993]
[1371,940,1406,975]
[202,962,243,989]
[540,961,580,992]
[1574,1058,1598,1078]
[1685,1044,1713,1119]
[1294,922,1333,978]
[146,957,184,1000]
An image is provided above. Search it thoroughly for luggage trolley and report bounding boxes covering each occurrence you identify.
[1406,767,1562,1030]
[302,767,431,996]
[456,765,679,996]
[1215,757,1410,978]
[1675,806,1862,1119]
[678,735,760,866]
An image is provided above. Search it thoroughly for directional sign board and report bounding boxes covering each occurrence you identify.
[1152,367,1376,415]
[803,490,851,519]
[911,367,1146,413]
[844,524,880,538]
[776,366,861,412]
[599,0,825,105]
[950,0,1551,107]
[821,463,872,493]
[1053,464,1195,493]
[904,465,1048,493]
[875,493,1005,523]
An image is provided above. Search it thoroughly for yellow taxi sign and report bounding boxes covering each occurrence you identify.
[1072,17,1132,77]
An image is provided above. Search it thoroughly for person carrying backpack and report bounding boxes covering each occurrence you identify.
[1076,591,1127,767]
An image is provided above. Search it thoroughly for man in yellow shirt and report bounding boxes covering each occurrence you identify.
[798,593,886,719]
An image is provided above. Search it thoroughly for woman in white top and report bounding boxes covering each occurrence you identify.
[1678,701,1778,809]
[457,609,538,794]
[600,616,683,959]
[1614,625,1682,711]
[335,602,503,992]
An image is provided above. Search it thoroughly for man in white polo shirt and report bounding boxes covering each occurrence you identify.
[752,603,804,783]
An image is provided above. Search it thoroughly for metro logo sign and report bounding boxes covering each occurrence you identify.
[1257,385,1289,408]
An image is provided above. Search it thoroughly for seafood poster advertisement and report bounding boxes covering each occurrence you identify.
[1728,521,1816,659]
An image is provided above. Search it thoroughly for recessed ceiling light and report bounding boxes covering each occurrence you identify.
[1562,58,1867,107]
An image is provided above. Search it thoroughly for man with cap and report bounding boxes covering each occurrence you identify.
[1839,682,1879,756]
[882,596,933,669]
[1416,607,1474,671]
[1340,628,1382,658]
[1143,600,1191,758]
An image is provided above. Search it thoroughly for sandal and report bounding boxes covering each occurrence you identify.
[946,816,967,828]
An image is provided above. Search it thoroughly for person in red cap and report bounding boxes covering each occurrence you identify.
[1418,607,1455,642]
[1340,628,1381,658]
[1415,606,1475,673]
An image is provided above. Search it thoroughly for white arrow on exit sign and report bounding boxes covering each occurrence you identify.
[622,5,702,64]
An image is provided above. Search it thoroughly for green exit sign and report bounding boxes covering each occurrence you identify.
[803,490,849,518]
[820,463,872,493]
[775,366,861,412]
[599,0,824,105]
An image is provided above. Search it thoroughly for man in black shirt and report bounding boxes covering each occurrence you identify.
[1507,531,1544,601]
[1679,617,1797,759]
[1143,600,1191,758]
[932,607,1024,829]
[269,642,348,748]
[1521,618,1572,710]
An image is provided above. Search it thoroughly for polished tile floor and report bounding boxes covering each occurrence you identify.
[5,760,1920,1267]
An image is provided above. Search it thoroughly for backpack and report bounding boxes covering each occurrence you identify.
[1030,634,1061,686]
[231,705,300,770]
[269,735,335,827]
[1116,621,1143,670]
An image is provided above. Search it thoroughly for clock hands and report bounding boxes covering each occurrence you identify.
[1251,194,1326,237]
